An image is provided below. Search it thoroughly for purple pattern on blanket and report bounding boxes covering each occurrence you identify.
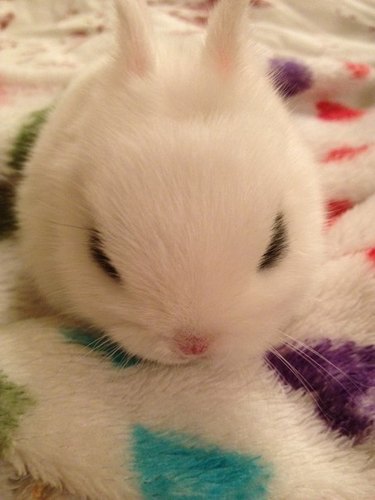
[269,58,313,98]
[266,339,375,442]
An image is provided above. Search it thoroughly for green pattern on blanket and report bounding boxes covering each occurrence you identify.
[0,107,51,239]
[0,371,36,456]
[0,175,18,239]
[6,107,50,172]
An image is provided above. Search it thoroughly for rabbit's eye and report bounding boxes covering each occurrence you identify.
[259,213,287,270]
[90,230,120,281]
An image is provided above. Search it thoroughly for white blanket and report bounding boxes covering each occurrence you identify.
[0,1,374,498]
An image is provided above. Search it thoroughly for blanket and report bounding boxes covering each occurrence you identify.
[0,1,374,498]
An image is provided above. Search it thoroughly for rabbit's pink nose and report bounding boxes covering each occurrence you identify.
[175,334,209,356]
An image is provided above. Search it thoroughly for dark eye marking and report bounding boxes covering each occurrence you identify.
[90,230,120,281]
[259,213,288,271]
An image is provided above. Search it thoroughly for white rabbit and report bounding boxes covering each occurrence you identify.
[16,0,323,365]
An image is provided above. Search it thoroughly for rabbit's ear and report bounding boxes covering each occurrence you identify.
[203,0,250,76]
[115,0,154,76]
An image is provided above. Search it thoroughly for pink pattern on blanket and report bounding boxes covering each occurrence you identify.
[322,145,371,163]
[345,61,371,79]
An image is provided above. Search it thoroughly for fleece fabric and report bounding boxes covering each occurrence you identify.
[0,1,374,498]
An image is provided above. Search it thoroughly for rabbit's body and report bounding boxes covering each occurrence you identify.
[16,0,323,364]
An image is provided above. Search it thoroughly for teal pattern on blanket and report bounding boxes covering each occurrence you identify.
[0,371,36,456]
[7,107,50,171]
[132,425,271,499]
[60,327,143,368]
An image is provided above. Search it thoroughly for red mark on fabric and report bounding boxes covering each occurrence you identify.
[192,14,208,26]
[326,200,354,225]
[71,29,88,37]
[366,248,375,264]
[0,77,9,105]
[346,62,370,79]
[322,144,370,163]
[317,101,365,121]
[0,12,14,30]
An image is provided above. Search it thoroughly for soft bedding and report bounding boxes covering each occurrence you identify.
[0,1,374,498]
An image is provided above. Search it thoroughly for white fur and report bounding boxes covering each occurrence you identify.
[16,0,323,364]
